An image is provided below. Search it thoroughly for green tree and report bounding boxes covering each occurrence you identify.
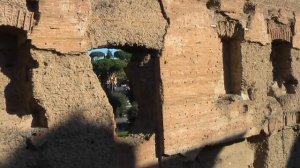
[92,59,128,91]
[108,91,129,117]
[114,50,132,61]
[92,59,127,77]
[89,51,105,59]
[106,50,113,59]
[116,70,128,85]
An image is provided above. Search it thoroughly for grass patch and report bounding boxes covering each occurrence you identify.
[117,131,129,137]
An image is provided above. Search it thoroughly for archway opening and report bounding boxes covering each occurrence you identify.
[88,47,162,141]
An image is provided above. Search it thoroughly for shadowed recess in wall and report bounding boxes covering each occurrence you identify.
[26,0,40,22]
[221,38,242,95]
[286,131,300,168]
[218,20,244,95]
[206,0,220,10]
[125,48,162,135]
[248,132,269,168]
[0,26,47,128]
[271,40,298,94]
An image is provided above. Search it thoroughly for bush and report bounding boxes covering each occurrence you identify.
[117,131,129,137]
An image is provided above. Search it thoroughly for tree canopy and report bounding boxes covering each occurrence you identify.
[114,50,132,61]
[89,51,105,59]
[92,59,127,78]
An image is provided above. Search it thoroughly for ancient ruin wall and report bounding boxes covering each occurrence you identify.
[159,0,300,167]
[0,0,167,167]
[29,0,91,53]
[88,0,168,50]
[0,1,116,167]
[1,0,300,168]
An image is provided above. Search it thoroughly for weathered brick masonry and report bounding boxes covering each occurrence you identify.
[0,0,300,168]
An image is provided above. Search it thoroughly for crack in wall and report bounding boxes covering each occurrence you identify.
[157,0,170,162]
[158,0,170,56]
[31,45,83,56]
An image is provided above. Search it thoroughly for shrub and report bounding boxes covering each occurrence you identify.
[108,91,128,117]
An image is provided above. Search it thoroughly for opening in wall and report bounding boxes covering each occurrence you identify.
[26,0,40,22]
[221,38,242,95]
[271,40,298,94]
[88,47,162,141]
[206,0,220,10]
[0,26,47,128]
